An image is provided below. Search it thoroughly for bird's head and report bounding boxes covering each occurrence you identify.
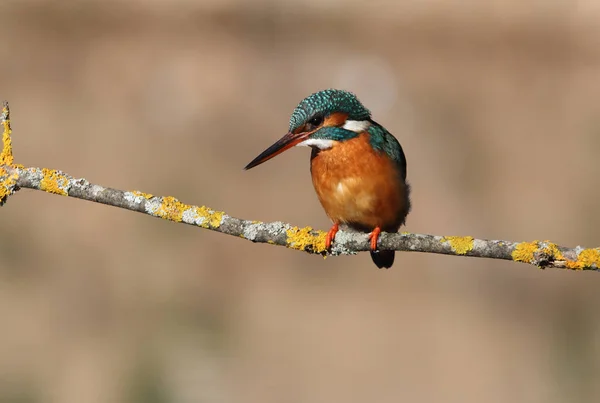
[244,89,372,170]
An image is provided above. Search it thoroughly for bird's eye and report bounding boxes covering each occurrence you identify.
[305,115,324,130]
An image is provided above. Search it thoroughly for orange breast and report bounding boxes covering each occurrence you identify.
[310,133,409,232]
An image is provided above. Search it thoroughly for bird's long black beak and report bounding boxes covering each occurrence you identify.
[244,131,309,170]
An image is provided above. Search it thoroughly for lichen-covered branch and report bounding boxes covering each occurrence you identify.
[1,101,598,271]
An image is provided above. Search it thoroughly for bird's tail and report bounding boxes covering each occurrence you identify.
[370,250,395,269]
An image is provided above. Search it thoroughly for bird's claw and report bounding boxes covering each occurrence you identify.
[368,227,382,251]
[325,223,339,250]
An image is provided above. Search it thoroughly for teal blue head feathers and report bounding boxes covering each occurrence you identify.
[244,89,378,170]
[288,89,371,133]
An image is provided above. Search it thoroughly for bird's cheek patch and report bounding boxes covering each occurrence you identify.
[324,112,349,127]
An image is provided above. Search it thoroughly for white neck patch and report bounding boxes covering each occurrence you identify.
[297,138,335,149]
[342,120,371,133]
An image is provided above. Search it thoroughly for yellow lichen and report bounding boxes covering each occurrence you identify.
[40,168,68,196]
[565,260,581,270]
[153,198,224,228]
[285,226,327,253]
[155,196,187,222]
[511,241,539,263]
[540,241,564,261]
[1,107,13,166]
[563,249,600,270]
[196,205,224,228]
[131,190,153,199]
[442,236,474,255]
[575,248,600,270]
[0,166,18,203]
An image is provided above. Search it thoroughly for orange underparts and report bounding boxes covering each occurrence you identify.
[310,133,407,232]
[368,227,381,251]
[325,223,339,250]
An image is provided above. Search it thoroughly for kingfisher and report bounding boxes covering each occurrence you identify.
[244,89,411,268]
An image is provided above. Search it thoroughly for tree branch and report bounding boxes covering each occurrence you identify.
[1,101,598,271]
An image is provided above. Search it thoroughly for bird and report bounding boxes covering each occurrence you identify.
[244,89,410,268]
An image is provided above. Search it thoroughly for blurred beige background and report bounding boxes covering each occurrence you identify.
[1,0,600,402]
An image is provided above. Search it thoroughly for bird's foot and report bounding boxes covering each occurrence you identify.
[368,227,382,251]
[325,223,339,250]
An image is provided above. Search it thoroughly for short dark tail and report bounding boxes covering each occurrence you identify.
[370,250,395,269]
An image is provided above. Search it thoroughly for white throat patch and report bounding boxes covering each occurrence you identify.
[297,138,335,149]
[342,120,371,133]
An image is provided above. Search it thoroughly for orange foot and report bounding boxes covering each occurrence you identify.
[325,223,339,250]
[368,227,382,251]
